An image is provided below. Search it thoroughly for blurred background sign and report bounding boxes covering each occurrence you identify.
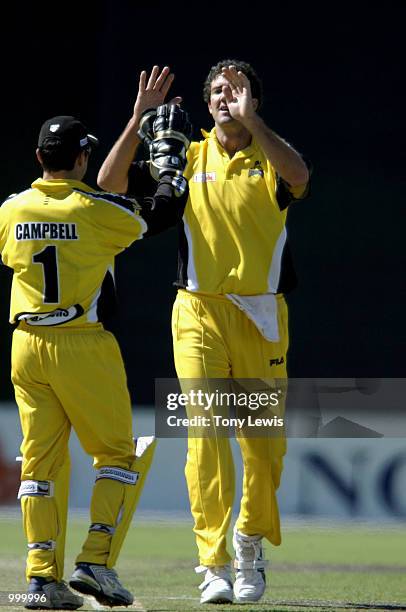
[1,405,405,520]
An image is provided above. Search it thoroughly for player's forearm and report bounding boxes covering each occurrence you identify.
[138,175,188,237]
[97,116,142,194]
[244,115,309,187]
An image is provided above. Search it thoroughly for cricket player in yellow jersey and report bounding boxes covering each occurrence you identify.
[171,61,310,604]
[98,61,311,605]
[0,113,189,609]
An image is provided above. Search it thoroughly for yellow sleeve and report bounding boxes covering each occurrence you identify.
[89,192,148,252]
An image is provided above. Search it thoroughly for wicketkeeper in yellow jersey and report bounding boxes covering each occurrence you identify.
[98,61,311,605]
[0,112,189,609]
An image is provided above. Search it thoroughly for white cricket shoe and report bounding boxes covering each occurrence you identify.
[195,564,233,604]
[233,527,267,603]
[69,563,133,607]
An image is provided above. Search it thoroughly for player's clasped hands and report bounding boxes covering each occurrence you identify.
[133,66,182,118]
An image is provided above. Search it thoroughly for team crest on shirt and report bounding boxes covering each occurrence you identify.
[248,160,264,178]
[193,172,216,182]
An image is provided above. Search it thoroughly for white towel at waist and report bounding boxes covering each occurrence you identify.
[225,293,279,342]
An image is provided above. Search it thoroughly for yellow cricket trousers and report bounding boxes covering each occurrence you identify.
[12,322,135,581]
[172,290,288,567]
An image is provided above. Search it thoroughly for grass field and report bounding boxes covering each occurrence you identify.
[0,512,405,611]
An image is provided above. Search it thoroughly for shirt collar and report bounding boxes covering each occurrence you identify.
[31,178,93,193]
[201,126,258,158]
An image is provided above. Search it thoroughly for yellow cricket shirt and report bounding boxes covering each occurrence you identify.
[0,178,147,327]
[177,128,308,295]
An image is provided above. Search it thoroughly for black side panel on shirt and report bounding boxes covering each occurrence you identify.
[275,157,313,211]
[96,269,117,328]
[174,221,189,288]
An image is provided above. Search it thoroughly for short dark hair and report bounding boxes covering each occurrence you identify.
[203,59,263,109]
[39,139,87,172]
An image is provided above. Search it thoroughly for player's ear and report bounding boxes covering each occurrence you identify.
[77,150,89,168]
[208,101,213,116]
[252,98,259,111]
[36,148,43,164]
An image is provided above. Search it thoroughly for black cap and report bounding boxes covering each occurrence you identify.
[38,115,99,153]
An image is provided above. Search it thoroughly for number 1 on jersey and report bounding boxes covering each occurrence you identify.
[32,245,60,303]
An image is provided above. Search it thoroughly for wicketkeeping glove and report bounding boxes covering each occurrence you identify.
[147,104,192,181]
[137,107,156,148]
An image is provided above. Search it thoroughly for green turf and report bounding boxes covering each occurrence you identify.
[0,514,405,611]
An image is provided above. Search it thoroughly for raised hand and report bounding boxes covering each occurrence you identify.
[133,66,182,119]
[220,65,256,125]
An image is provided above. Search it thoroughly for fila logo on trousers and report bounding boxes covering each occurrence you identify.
[270,357,285,367]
